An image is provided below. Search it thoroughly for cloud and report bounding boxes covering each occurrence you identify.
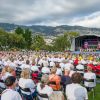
[70,11,100,28]
[0,0,100,27]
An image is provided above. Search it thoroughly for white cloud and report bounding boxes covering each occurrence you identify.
[70,11,100,28]
[0,0,100,27]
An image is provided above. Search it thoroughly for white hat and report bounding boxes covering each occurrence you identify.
[31,66,39,71]
[50,61,55,67]
[76,64,84,70]
[41,67,50,74]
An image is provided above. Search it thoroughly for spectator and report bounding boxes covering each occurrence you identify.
[18,68,36,99]
[61,69,72,92]
[1,76,22,100]
[37,74,53,100]
[7,67,16,77]
[84,66,96,91]
[0,67,12,81]
[55,62,62,76]
[31,66,40,84]
[49,67,61,91]
[66,72,88,100]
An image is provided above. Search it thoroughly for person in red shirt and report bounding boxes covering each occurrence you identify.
[87,61,95,71]
[95,62,100,76]
[31,66,40,84]
[74,57,79,67]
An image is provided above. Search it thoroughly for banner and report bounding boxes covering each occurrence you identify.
[84,42,88,49]
[98,42,100,49]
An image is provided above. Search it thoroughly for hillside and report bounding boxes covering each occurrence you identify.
[0,23,100,36]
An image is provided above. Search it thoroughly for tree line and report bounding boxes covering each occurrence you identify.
[0,27,79,51]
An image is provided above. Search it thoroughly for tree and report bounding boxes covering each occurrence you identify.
[15,27,24,35]
[53,35,70,51]
[52,32,79,51]
[31,35,46,50]
[8,33,25,49]
[64,31,79,45]
[44,45,54,51]
[0,28,9,49]
[24,28,32,49]
[15,27,33,49]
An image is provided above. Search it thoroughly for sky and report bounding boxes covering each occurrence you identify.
[0,0,100,28]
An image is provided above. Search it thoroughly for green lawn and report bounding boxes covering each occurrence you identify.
[88,84,100,100]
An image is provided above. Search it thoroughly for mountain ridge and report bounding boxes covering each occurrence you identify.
[0,23,100,36]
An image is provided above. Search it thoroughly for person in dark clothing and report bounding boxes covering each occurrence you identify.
[61,69,72,92]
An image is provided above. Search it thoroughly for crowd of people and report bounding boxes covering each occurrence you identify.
[79,48,100,52]
[0,51,99,100]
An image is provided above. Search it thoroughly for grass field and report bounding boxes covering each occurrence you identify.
[88,83,100,100]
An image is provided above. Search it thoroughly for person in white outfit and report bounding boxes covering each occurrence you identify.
[76,62,84,76]
[66,72,88,100]
[1,76,22,100]
[84,66,96,91]
[55,62,62,76]
[37,74,53,100]
[18,68,36,98]
[41,66,50,75]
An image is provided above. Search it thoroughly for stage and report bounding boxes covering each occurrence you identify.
[71,34,100,51]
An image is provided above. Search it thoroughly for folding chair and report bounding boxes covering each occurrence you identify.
[48,81,64,99]
[37,93,49,100]
[48,81,63,91]
[95,69,100,78]
[19,86,37,100]
[84,79,95,100]
[0,86,6,95]
[48,81,57,87]
[76,69,84,76]
[16,67,22,80]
